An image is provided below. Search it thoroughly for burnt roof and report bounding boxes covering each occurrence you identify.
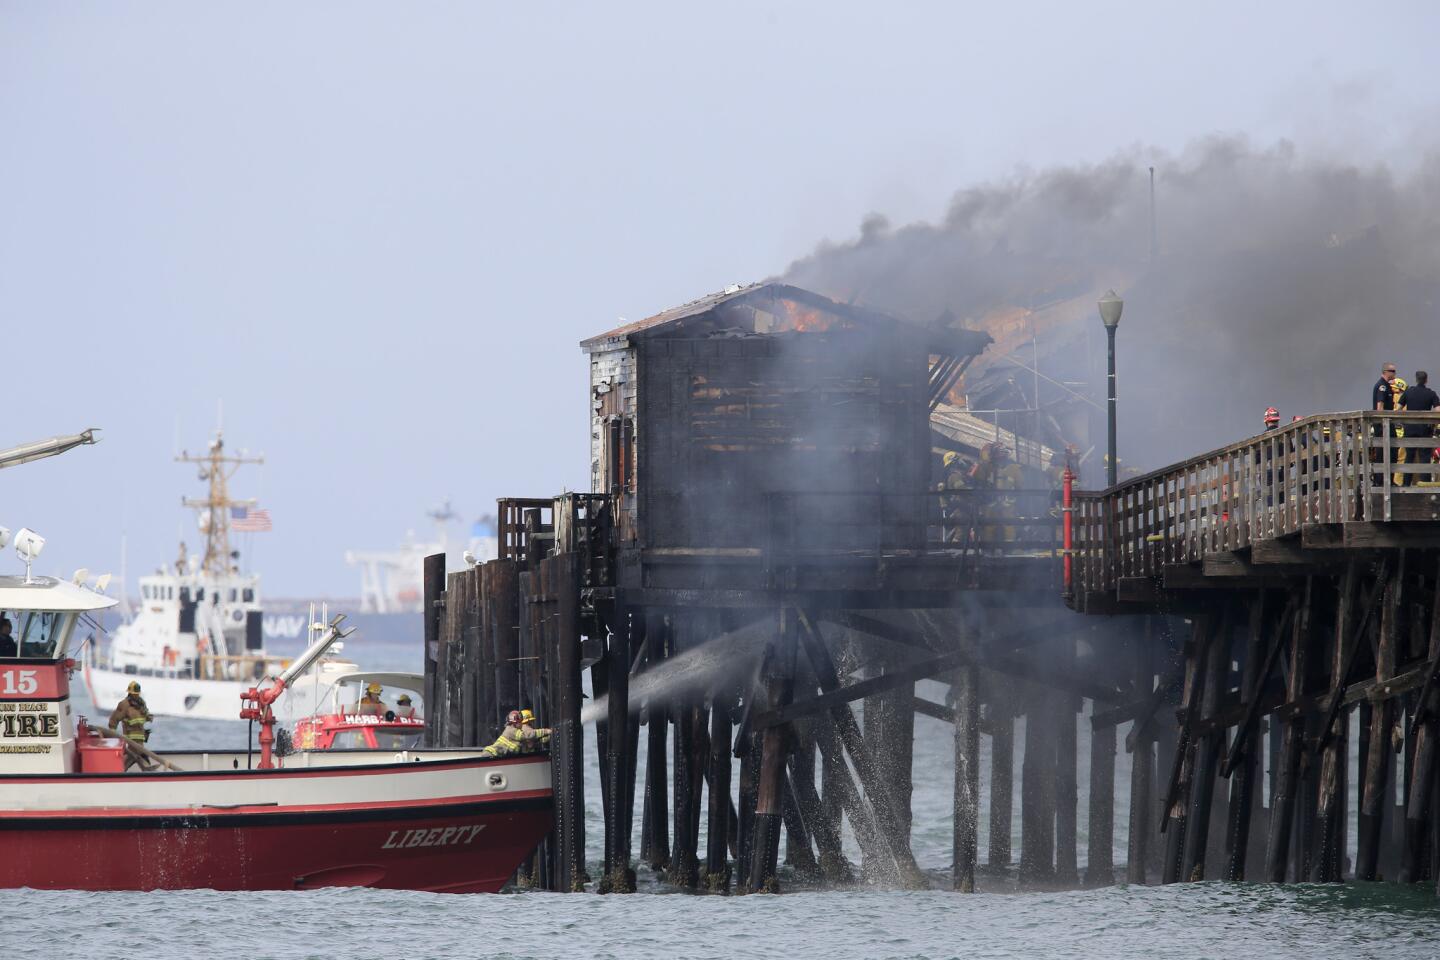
[580,282,992,358]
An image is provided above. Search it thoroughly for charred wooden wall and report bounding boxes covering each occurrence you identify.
[634,328,931,557]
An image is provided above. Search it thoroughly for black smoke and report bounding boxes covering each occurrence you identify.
[784,136,1440,473]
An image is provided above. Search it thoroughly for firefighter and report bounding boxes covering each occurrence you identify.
[109,681,154,771]
[517,708,552,754]
[479,710,524,758]
[394,693,419,720]
[357,682,387,716]
[1392,377,1409,486]
[937,451,969,542]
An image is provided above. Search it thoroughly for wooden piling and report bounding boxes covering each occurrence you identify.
[1314,568,1361,882]
[1266,577,1316,882]
[491,560,520,739]
[1085,640,1117,882]
[1223,593,1267,882]
[1126,629,1154,885]
[1181,610,1230,882]
[705,691,734,891]
[643,614,670,873]
[1055,642,1080,886]
[1359,553,1405,880]
[1400,558,1440,884]
[1162,618,1209,884]
[1019,687,1057,883]
[603,604,635,893]
[422,552,445,749]
[548,553,586,891]
[749,609,797,893]
[988,688,1015,874]
[952,661,980,892]
[670,692,701,888]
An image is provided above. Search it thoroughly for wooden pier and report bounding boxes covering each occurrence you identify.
[423,281,1440,894]
[1070,410,1440,887]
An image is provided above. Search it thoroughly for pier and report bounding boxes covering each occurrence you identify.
[421,281,1440,894]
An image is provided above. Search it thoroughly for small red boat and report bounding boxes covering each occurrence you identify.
[0,568,552,893]
[291,669,427,752]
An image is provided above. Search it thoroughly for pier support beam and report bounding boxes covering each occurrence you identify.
[422,553,445,749]
[549,553,586,891]
[705,691,734,892]
[1223,592,1266,882]
[1266,577,1316,882]
[642,615,669,873]
[1400,557,1440,884]
[1126,630,1154,885]
[603,605,635,893]
[1182,609,1231,882]
[1055,641,1080,886]
[952,659,981,891]
[1359,553,1405,881]
[749,609,798,893]
[988,688,1015,873]
[1019,685,1057,883]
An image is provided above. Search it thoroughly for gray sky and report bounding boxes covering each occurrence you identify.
[2,2,1436,596]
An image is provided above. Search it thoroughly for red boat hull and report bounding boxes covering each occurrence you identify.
[4,795,552,892]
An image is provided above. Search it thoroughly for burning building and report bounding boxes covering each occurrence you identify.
[580,282,992,591]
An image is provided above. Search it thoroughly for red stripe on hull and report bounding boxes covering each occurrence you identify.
[5,801,554,893]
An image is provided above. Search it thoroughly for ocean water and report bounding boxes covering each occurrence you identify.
[12,637,1438,960]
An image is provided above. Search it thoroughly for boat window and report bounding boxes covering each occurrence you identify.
[242,588,254,603]
[373,730,424,751]
[0,611,17,657]
[229,589,238,602]
[196,588,205,601]
[330,730,370,750]
[15,611,75,659]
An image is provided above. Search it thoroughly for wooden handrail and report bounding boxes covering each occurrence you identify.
[1070,412,1440,596]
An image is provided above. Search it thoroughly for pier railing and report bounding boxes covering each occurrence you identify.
[1072,411,1440,595]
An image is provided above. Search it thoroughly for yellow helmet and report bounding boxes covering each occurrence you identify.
[1394,377,1408,395]
[942,451,961,468]
[397,694,412,704]
[126,681,142,695]
[520,709,536,724]
[366,682,382,695]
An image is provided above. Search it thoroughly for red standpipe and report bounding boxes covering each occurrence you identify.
[1062,466,1075,595]
[240,678,288,770]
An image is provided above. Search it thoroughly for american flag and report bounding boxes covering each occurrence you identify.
[231,506,273,532]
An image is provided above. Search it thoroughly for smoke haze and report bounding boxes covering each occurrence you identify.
[784,137,1440,473]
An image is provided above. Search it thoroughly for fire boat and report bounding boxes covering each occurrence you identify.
[0,529,552,892]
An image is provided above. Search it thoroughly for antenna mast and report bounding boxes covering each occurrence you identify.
[178,432,264,578]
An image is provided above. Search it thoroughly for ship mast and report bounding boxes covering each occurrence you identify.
[178,433,263,578]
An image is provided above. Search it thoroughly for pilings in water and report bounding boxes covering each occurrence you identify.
[420,495,1440,896]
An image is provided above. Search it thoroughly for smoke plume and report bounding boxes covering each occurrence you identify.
[783,136,1440,473]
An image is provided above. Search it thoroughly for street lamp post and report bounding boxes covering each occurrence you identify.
[1098,290,1124,487]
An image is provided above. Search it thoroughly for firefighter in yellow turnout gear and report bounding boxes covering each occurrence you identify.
[517,709,552,754]
[479,710,525,758]
[108,681,154,771]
